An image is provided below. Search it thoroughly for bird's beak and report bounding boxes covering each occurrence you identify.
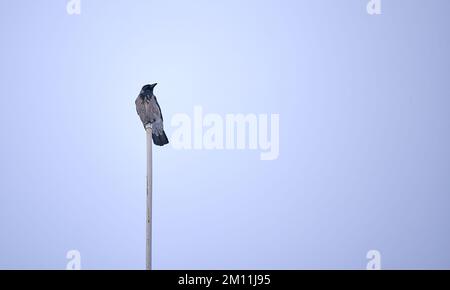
[151,83,158,88]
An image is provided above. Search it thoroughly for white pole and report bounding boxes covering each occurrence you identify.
[145,124,153,270]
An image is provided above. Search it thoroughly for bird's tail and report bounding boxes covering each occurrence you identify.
[152,130,169,146]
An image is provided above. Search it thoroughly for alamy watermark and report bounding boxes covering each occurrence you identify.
[366,250,382,270]
[65,1,382,17]
[66,250,81,270]
[367,0,382,15]
[67,0,81,15]
[170,106,280,161]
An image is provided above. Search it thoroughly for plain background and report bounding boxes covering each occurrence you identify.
[1,0,449,269]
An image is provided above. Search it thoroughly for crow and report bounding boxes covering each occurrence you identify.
[135,83,169,146]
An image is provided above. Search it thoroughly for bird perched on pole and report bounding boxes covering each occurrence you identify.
[135,83,169,146]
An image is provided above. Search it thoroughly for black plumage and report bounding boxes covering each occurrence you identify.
[135,83,169,146]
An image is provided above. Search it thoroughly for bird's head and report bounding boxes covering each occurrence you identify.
[140,83,157,98]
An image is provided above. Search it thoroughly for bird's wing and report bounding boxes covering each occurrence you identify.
[153,96,164,122]
[152,119,164,136]
[148,96,162,121]
[135,96,147,124]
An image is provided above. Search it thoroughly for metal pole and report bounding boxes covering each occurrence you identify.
[145,124,153,270]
